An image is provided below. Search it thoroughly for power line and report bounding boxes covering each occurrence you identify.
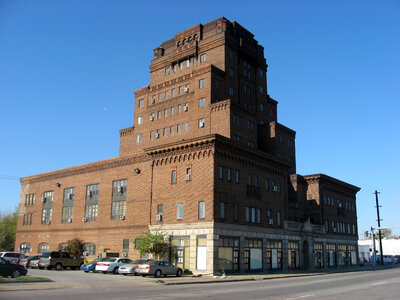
[0,173,20,181]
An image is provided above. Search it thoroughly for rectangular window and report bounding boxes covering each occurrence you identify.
[184,122,188,132]
[158,93,162,102]
[199,98,205,107]
[171,169,176,184]
[111,180,127,220]
[229,87,234,96]
[229,68,234,77]
[257,208,261,224]
[198,201,205,219]
[179,61,183,70]
[177,203,183,219]
[235,170,240,184]
[199,78,205,88]
[220,202,225,219]
[248,174,252,186]
[173,64,177,73]
[150,131,154,140]
[200,53,206,62]
[85,184,99,221]
[186,59,190,67]
[138,99,144,108]
[61,188,74,223]
[186,167,191,181]
[151,95,156,104]
[137,116,143,125]
[172,89,176,97]
[260,103,264,111]
[255,176,259,187]
[157,111,161,119]
[219,166,223,179]
[246,207,250,222]
[277,212,281,226]
[165,91,168,99]
[179,86,182,95]
[177,124,181,133]
[165,67,170,75]
[178,104,181,113]
[164,109,168,118]
[41,191,53,224]
[171,106,175,115]
[170,126,174,135]
[227,168,232,181]
[251,207,256,223]
[265,179,269,191]
[259,86,264,93]
[234,204,239,221]
[136,134,142,143]
[162,128,166,137]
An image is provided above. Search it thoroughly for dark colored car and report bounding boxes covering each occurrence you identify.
[39,251,85,270]
[0,257,28,278]
[19,255,41,268]
[80,258,109,273]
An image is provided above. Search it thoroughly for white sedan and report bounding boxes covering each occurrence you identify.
[95,258,133,274]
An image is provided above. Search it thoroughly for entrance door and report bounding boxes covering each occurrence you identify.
[197,246,207,270]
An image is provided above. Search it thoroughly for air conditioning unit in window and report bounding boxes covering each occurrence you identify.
[268,219,274,225]
[67,193,73,200]
[184,87,189,93]
[183,105,188,111]
[67,218,72,223]
[122,252,128,257]
[273,186,278,192]
[87,191,92,197]
[199,121,204,128]
[82,217,87,222]
[118,186,124,193]
[155,133,160,138]
[46,220,51,225]
[120,216,126,220]
[156,214,163,222]
[41,197,46,202]
[82,252,88,256]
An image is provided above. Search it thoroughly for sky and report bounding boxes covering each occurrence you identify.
[0,0,399,238]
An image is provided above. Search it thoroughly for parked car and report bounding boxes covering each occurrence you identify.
[375,254,396,264]
[39,251,85,270]
[80,258,109,273]
[0,257,28,278]
[118,259,151,276]
[19,255,41,268]
[135,260,183,278]
[395,255,400,264]
[95,258,133,274]
[0,252,25,264]
[28,256,42,268]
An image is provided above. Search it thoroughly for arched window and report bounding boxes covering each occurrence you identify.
[20,243,30,254]
[38,243,49,254]
[58,242,68,251]
[83,243,96,256]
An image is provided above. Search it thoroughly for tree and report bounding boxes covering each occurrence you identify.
[134,229,169,259]
[0,209,18,251]
[64,238,84,257]
[380,229,392,238]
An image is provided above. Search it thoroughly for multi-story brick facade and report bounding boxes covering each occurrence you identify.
[16,17,360,273]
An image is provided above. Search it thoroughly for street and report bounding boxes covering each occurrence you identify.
[1,267,400,299]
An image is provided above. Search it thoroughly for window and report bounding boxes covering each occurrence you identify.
[164,109,168,118]
[41,191,53,224]
[259,86,264,93]
[150,131,154,140]
[171,170,176,184]
[151,95,156,104]
[246,207,250,222]
[138,99,144,108]
[198,118,205,128]
[25,194,35,206]
[260,69,264,77]
[157,205,163,215]
[200,53,206,62]
[163,128,167,137]
[186,58,190,67]
[235,170,240,184]
[228,49,234,59]
[219,166,223,179]
[85,184,99,221]
[158,93,162,102]
[178,104,181,113]
[179,61,183,70]
[184,122,188,132]
[136,134,142,144]
[233,135,240,142]
[260,103,264,111]
[265,178,269,191]
[198,201,205,219]
[199,98,205,107]
[215,79,220,88]
[193,56,197,65]
[62,188,74,223]
[277,212,281,227]
[173,63,177,72]
[278,182,282,194]
[165,67,170,75]
[186,167,191,181]
[137,116,143,125]
[248,174,252,186]
[179,86,182,95]
[227,168,232,181]
[255,176,259,187]
[199,78,205,88]
[172,88,176,97]
[177,203,183,219]
[248,120,254,130]
[170,126,174,135]
[229,87,234,96]
[111,180,127,220]
[326,220,329,232]
[233,113,240,124]
[20,243,30,254]
[157,111,161,119]
[229,68,234,77]
[220,202,225,219]
[177,124,181,133]
[171,106,175,116]
[234,203,239,221]
[38,243,49,254]
[83,243,96,256]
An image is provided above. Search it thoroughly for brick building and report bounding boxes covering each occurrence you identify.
[16,17,360,273]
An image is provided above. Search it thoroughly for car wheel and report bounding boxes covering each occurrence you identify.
[154,270,162,278]
[123,274,127,276]
[11,270,21,278]
[176,269,182,277]
[141,274,146,277]
[84,271,89,273]
[113,267,119,274]
[55,263,63,271]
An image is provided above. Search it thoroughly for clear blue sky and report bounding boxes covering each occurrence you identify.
[1,0,399,238]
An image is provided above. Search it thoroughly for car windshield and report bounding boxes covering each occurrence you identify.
[41,252,50,258]
[102,258,116,262]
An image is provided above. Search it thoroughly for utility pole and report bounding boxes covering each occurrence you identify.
[374,190,384,265]
[371,227,376,266]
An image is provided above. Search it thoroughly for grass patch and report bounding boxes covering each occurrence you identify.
[0,276,50,283]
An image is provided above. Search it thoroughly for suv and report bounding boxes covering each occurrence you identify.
[0,252,25,264]
[39,251,84,270]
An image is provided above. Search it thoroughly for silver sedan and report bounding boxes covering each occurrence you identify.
[135,260,183,278]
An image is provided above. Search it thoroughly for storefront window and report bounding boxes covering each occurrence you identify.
[288,241,300,269]
[217,237,239,272]
[266,240,282,270]
[338,244,347,266]
[171,236,190,270]
[244,239,262,271]
[326,244,336,267]
[314,243,324,268]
